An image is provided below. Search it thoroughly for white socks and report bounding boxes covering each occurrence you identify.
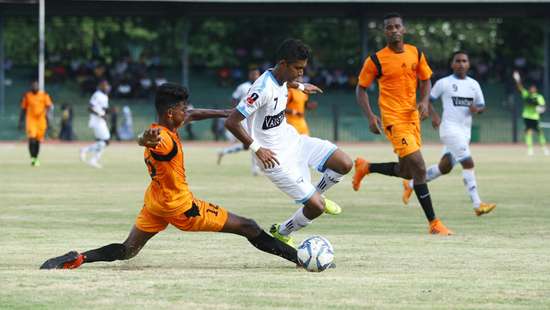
[408,164,442,188]
[462,169,481,207]
[83,140,107,162]
[315,169,344,194]
[278,207,312,236]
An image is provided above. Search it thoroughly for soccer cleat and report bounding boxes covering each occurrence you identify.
[40,251,84,270]
[217,151,224,165]
[270,224,296,248]
[352,157,370,191]
[475,203,496,216]
[323,198,342,215]
[402,180,413,205]
[429,219,454,235]
[79,149,87,162]
[87,159,102,169]
[31,158,40,167]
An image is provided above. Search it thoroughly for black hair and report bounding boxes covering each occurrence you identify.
[275,38,310,63]
[451,50,469,62]
[154,83,189,115]
[383,12,402,22]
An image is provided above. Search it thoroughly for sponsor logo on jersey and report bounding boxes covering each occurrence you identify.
[246,93,259,105]
[262,110,285,130]
[451,96,474,107]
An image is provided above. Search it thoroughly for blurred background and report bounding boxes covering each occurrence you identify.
[0,0,549,143]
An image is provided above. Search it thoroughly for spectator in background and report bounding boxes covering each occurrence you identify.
[110,106,120,141]
[59,103,75,141]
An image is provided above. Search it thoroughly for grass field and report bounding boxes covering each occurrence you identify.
[1,141,550,309]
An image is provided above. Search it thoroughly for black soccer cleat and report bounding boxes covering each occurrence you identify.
[40,251,82,270]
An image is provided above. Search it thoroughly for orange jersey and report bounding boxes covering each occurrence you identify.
[358,44,432,127]
[143,124,194,218]
[21,91,52,124]
[286,88,309,135]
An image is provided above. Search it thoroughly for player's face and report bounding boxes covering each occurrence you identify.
[451,53,470,77]
[249,70,260,82]
[384,17,405,44]
[31,82,39,93]
[169,101,188,128]
[283,59,307,83]
[529,85,537,94]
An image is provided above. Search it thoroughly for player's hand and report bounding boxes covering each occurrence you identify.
[255,147,279,169]
[368,114,382,135]
[469,104,483,114]
[302,83,323,94]
[418,100,430,120]
[513,71,521,83]
[140,128,162,148]
[431,112,441,129]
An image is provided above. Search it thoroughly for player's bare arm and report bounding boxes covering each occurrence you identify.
[355,84,382,134]
[417,79,432,120]
[137,128,162,148]
[288,81,323,94]
[513,70,524,91]
[469,104,485,114]
[18,108,26,130]
[429,103,441,129]
[225,110,280,168]
[184,108,232,123]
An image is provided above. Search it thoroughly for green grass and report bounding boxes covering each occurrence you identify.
[1,141,550,309]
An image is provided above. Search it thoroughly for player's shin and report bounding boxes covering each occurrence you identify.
[315,169,344,194]
[413,183,436,222]
[462,169,481,207]
[278,207,312,236]
[82,243,127,263]
[248,230,299,264]
[369,162,398,177]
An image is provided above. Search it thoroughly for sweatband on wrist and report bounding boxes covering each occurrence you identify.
[249,141,261,152]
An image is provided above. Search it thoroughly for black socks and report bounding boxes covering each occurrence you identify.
[413,183,436,222]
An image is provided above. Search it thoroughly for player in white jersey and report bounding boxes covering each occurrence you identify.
[80,80,111,168]
[225,39,353,247]
[217,67,261,175]
[402,51,496,216]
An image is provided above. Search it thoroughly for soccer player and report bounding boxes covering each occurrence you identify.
[18,80,53,167]
[225,39,353,247]
[217,67,261,175]
[352,13,453,235]
[286,87,318,135]
[513,71,548,156]
[80,80,111,168]
[40,83,299,270]
[402,51,496,216]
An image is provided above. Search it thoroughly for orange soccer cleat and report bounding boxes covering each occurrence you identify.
[402,180,413,205]
[40,251,84,270]
[429,219,454,236]
[352,157,370,191]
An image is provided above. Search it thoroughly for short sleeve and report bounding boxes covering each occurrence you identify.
[474,81,486,107]
[430,79,443,102]
[537,95,546,106]
[236,87,268,118]
[358,57,377,88]
[150,129,175,155]
[20,94,28,109]
[417,52,433,81]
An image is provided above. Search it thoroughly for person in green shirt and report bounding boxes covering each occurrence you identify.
[513,71,548,156]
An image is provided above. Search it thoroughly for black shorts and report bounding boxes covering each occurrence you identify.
[524,118,540,132]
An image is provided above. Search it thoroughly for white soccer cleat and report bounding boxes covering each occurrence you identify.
[87,159,102,169]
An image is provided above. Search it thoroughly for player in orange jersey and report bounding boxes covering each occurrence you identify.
[40,83,300,270]
[352,13,452,235]
[18,80,53,167]
[286,87,317,136]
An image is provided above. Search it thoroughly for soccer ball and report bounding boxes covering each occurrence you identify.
[297,235,334,272]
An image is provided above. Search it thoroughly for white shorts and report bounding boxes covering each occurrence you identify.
[89,118,111,141]
[439,125,471,163]
[261,135,337,204]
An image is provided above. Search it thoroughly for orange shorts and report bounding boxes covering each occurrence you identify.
[26,120,47,141]
[384,122,422,158]
[135,198,229,233]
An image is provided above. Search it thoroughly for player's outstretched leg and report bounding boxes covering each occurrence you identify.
[217,143,245,165]
[28,138,40,166]
[221,213,298,264]
[352,158,401,191]
[459,158,496,216]
[315,149,352,215]
[40,226,157,269]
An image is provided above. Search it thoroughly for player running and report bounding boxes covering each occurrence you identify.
[352,12,453,235]
[217,67,262,175]
[402,51,496,216]
[40,83,299,270]
[225,39,353,247]
[80,80,111,168]
[18,80,53,167]
[285,86,318,136]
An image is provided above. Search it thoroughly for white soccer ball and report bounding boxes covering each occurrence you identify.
[297,235,334,272]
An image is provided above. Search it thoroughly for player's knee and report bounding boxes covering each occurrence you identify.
[339,155,353,174]
[240,218,262,238]
[440,164,452,175]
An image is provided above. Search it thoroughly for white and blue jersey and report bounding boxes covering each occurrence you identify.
[236,70,337,203]
[431,74,485,162]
